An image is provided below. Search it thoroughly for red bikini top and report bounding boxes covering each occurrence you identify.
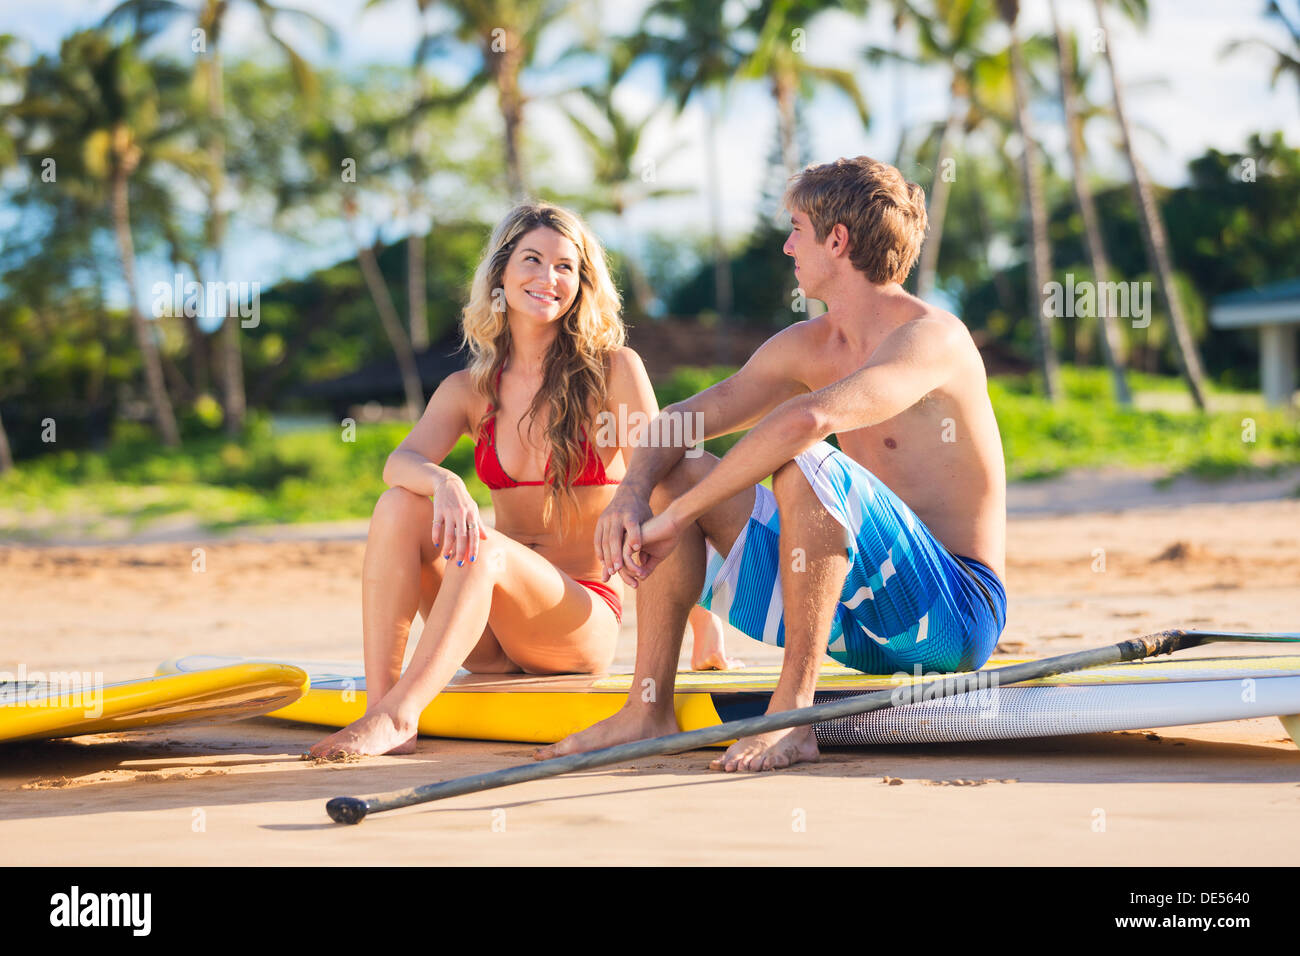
[473,367,619,491]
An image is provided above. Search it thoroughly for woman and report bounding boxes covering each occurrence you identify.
[310,202,729,759]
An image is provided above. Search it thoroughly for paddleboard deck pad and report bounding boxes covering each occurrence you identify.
[158,654,1300,747]
[0,663,310,743]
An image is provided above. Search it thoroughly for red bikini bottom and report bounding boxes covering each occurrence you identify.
[574,578,623,624]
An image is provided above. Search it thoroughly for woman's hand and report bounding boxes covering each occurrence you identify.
[432,473,487,567]
[624,508,686,583]
[595,486,653,586]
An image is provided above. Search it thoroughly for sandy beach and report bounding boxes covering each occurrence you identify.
[2,472,1298,866]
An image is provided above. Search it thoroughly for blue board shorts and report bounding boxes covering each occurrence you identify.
[698,441,1007,675]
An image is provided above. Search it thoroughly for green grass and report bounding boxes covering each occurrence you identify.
[2,367,1297,539]
[989,369,1300,481]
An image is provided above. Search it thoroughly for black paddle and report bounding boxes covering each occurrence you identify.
[325,628,1299,824]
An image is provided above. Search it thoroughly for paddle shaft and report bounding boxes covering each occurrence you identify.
[325,629,1299,824]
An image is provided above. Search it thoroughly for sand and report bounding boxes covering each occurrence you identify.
[2,472,1298,865]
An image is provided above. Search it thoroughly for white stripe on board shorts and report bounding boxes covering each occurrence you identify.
[697,440,1006,675]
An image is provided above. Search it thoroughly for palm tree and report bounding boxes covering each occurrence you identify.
[363,0,450,352]
[347,197,427,421]
[406,0,567,200]
[637,0,748,358]
[0,33,22,471]
[1093,0,1209,408]
[996,0,1061,401]
[15,33,191,446]
[870,0,999,304]
[1049,0,1130,404]
[103,0,338,435]
[557,42,689,315]
[885,0,916,169]
[286,103,426,420]
[1222,0,1300,98]
[743,0,871,182]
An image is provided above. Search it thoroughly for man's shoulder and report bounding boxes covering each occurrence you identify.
[893,303,976,354]
[755,316,826,355]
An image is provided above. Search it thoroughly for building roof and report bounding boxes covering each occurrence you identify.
[1210,277,1300,329]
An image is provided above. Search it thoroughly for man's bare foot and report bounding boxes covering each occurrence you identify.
[534,705,679,760]
[309,711,416,759]
[709,725,819,772]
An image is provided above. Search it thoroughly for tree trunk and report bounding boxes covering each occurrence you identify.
[0,408,13,473]
[1052,0,1131,405]
[773,70,798,182]
[206,48,247,435]
[703,93,733,363]
[492,30,528,200]
[407,209,429,353]
[1093,0,1208,409]
[111,151,180,447]
[915,91,963,300]
[347,206,425,420]
[969,163,1018,320]
[891,5,908,169]
[178,253,212,397]
[616,207,655,317]
[160,347,196,405]
[1006,15,1062,401]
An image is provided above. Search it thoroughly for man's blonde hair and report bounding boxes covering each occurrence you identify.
[783,156,928,284]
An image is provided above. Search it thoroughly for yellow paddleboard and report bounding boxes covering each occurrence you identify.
[0,663,309,743]
[159,655,1300,747]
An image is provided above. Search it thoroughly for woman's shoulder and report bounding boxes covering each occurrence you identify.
[605,346,649,381]
[433,369,487,427]
[440,368,475,392]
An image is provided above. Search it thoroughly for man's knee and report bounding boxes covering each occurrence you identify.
[772,459,815,502]
[772,459,847,547]
[650,452,718,510]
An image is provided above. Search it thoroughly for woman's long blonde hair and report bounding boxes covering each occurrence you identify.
[461,202,625,527]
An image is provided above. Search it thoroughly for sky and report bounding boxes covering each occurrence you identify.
[2,0,1297,308]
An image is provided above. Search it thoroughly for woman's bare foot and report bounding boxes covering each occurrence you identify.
[688,608,744,670]
[708,725,819,772]
[534,704,679,760]
[309,711,417,759]
[691,648,746,670]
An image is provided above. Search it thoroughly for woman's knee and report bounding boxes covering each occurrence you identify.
[372,486,431,524]
[439,524,507,577]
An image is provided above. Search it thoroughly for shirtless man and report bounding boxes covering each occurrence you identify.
[540,156,1008,771]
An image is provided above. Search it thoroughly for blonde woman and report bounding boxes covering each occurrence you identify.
[310,203,730,759]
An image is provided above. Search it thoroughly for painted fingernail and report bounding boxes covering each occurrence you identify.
[470,556,475,562]
[457,560,463,567]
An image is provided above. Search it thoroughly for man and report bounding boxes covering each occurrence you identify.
[540,156,1008,772]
